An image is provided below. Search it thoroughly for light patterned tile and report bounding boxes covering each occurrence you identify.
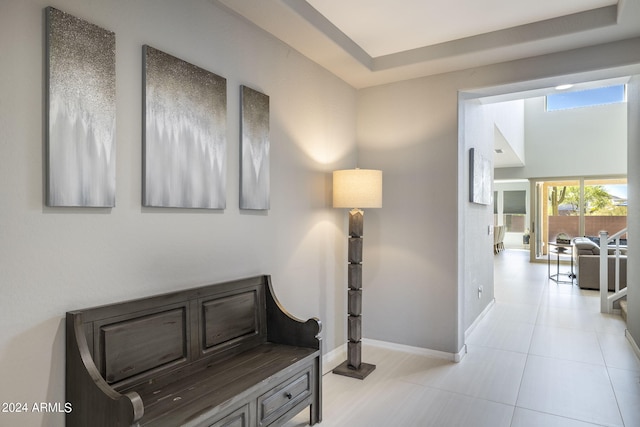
[608,366,640,396]
[517,356,623,426]
[529,325,604,365]
[467,319,535,353]
[598,333,640,371]
[286,250,636,427]
[481,301,540,325]
[511,408,607,427]
[393,387,514,427]
[615,389,640,427]
[536,305,599,331]
[608,366,640,427]
[409,345,527,405]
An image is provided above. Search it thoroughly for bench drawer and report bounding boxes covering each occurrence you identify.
[186,402,251,427]
[207,404,250,427]
[258,368,312,425]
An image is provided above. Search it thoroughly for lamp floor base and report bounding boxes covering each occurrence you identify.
[332,361,376,380]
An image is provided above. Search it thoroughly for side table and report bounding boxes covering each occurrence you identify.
[548,242,575,284]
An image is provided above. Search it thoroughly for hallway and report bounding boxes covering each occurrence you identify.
[288,249,640,426]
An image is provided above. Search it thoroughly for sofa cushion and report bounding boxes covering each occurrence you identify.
[572,237,600,255]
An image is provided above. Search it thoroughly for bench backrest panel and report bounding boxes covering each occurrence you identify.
[199,284,267,359]
[202,290,259,348]
[101,307,188,384]
[72,276,269,390]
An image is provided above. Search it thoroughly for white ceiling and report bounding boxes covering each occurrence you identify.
[306,0,618,57]
[215,0,639,168]
[215,0,640,88]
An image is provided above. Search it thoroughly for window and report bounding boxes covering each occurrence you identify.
[503,190,526,215]
[533,178,627,258]
[546,85,626,111]
[502,190,526,232]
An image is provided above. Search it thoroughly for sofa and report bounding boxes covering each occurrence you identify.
[572,237,627,291]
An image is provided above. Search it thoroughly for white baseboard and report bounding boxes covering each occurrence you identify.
[323,337,470,373]
[322,343,346,375]
[465,298,496,340]
[625,329,640,361]
[323,339,467,371]
[363,338,468,363]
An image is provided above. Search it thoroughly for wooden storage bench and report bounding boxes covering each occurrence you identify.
[66,275,322,426]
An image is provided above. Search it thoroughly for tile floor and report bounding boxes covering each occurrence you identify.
[286,249,640,427]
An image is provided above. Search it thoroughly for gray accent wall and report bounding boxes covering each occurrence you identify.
[0,1,356,425]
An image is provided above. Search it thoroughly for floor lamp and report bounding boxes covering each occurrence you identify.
[332,168,382,380]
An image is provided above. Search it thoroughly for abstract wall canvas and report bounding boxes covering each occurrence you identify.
[469,148,492,205]
[46,7,116,207]
[143,46,227,209]
[240,86,270,210]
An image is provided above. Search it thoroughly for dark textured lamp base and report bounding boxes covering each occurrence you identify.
[332,361,376,380]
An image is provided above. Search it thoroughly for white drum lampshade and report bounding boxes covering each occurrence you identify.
[333,169,382,209]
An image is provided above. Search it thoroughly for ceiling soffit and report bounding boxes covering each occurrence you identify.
[286,1,619,72]
[215,1,640,88]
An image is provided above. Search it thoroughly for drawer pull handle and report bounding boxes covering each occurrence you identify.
[285,392,292,399]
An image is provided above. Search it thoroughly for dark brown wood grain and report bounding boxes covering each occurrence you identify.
[66,275,321,427]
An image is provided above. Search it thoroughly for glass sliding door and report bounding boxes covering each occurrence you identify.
[542,180,580,256]
[532,177,627,260]
[584,178,627,241]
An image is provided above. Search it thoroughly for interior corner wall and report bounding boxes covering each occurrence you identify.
[0,1,357,425]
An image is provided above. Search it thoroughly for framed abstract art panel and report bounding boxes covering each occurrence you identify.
[469,148,492,205]
[240,85,270,210]
[143,46,227,209]
[45,7,116,207]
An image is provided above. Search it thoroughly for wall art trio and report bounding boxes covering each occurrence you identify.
[45,7,270,210]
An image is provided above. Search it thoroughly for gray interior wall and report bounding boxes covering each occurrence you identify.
[357,38,640,355]
[3,1,640,425]
[356,74,460,353]
[460,99,497,333]
[0,1,357,425]
[627,75,640,348]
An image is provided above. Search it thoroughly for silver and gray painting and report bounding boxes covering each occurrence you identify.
[143,46,227,209]
[240,86,270,210]
[47,7,116,207]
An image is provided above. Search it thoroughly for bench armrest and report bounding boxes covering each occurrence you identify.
[66,313,144,427]
[265,276,322,350]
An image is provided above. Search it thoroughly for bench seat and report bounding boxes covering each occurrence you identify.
[136,344,317,426]
[66,275,322,427]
